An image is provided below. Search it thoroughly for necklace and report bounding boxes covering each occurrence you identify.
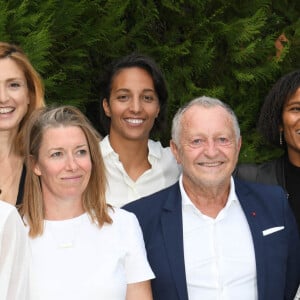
[47,214,84,249]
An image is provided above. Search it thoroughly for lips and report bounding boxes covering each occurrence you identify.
[61,175,82,181]
[125,118,144,124]
[0,107,14,114]
[198,162,223,167]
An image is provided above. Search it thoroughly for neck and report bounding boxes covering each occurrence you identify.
[108,134,151,181]
[287,150,300,167]
[182,177,230,218]
[108,132,149,155]
[43,196,85,220]
[0,158,23,205]
[0,129,18,158]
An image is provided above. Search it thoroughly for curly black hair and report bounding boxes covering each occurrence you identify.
[258,69,300,147]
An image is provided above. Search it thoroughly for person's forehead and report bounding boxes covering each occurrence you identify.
[180,106,234,134]
[183,105,231,122]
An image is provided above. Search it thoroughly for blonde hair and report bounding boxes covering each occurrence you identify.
[0,42,45,155]
[21,106,112,237]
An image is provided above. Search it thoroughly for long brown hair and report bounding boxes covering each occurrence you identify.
[21,106,112,237]
[0,42,45,155]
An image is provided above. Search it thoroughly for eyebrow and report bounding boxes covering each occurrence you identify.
[285,100,300,106]
[115,88,130,93]
[75,144,89,149]
[47,147,64,153]
[47,144,88,152]
[115,88,156,93]
[0,77,26,83]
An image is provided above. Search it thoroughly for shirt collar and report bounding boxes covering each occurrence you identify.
[147,139,163,159]
[180,175,238,210]
[99,135,115,157]
[100,135,163,160]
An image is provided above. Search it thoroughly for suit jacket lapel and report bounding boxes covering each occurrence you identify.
[235,179,266,300]
[161,184,189,300]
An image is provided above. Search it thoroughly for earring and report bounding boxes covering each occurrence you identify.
[279,131,283,145]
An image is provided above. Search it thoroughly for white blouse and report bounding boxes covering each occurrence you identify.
[0,200,30,300]
[100,136,181,207]
[29,208,154,300]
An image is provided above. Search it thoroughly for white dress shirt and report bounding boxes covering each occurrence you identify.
[100,136,181,207]
[180,176,258,300]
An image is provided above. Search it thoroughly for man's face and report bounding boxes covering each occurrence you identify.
[171,105,241,191]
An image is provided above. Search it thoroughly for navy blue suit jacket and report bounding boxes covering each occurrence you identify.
[124,179,300,300]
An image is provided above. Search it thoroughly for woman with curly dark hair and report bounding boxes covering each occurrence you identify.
[235,69,300,230]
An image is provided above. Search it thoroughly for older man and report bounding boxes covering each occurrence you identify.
[123,96,300,300]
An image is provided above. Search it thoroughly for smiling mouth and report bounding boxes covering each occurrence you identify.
[125,118,144,124]
[198,162,223,167]
[0,107,14,114]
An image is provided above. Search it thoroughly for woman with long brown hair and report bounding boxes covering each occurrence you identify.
[0,42,44,205]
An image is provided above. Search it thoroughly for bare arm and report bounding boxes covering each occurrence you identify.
[126,280,153,300]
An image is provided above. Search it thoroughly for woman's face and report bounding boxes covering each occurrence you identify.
[281,87,300,166]
[33,126,92,204]
[103,67,160,141]
[0,58,29,132]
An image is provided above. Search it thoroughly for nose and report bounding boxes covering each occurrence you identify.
[129,96,142,113]
[0,84,9,103]
[203,140,219,157]
[65,154,78,171]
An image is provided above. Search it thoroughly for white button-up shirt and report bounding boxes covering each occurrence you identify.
[180,176,258,300]
[100,136,181,207]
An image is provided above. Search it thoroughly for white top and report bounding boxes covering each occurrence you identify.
[295,286,300,299]
[0,200,30,300]
[180,176,258,300]
[29,208,154,300]
[100,136,181,207]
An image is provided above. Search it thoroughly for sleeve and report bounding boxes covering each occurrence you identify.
[0,207,31,300]
[122,212,155,284]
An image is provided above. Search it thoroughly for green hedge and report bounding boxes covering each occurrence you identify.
[1,0,299,162]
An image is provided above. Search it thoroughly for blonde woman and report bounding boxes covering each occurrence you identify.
[21,106,154,300]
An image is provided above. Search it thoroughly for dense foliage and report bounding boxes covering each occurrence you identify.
[1,0,299,162]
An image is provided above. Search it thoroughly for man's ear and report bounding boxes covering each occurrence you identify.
[102,98,111,117]
[170,140,181,164]
[237,136,242,153]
